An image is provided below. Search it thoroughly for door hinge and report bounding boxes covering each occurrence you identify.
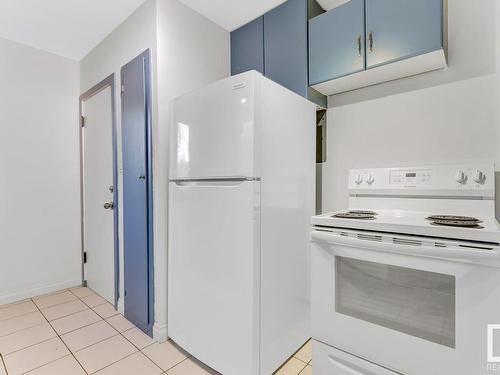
[121,85,125,94]
[80,115,86,128]
[83,251,87,264]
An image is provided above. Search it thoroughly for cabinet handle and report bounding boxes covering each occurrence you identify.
[357,35,362,56]
[368,31,374,53]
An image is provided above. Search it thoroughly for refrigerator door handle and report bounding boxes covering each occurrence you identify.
[172,177,260,187]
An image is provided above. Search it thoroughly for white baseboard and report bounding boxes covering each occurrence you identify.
[117,297,125,315]
[0,278,82,305]
[153,322,168,343]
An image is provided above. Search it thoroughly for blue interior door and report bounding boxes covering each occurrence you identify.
[121,50,154,335]
[365,0,443,68]
[308,0,365,85]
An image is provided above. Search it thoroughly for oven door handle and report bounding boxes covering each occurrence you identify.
[311,229,500,262]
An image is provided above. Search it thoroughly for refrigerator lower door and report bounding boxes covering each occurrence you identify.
[168,180,261,375]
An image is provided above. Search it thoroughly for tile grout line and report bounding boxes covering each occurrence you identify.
[80,301,108,310]
[23,287,136,375]
[30,297,90,375]
[32,290,80,311]
[63,326,120,354]
[65,294,148,374]
[0,353,8,375]
[0,315,46,339]
[0,304,40,323]
[41,306,91,323]
[119,327,155,352]
[49,304,111,337]
[84,350,142,375]
[1,335,57,358]
[159,356,192,374]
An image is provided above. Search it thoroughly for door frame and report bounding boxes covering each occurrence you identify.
[121,49,155,335]
[79,74,119,308]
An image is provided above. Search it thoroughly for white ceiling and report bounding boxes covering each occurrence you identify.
[316,0,349,11]
[178,0,287,31]
[0,0,147,60]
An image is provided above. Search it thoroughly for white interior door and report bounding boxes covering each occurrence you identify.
[82,86,115,304]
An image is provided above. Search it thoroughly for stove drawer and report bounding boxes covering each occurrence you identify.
[313,340,399,375]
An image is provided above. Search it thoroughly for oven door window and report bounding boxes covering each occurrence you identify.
[336,257,455,348]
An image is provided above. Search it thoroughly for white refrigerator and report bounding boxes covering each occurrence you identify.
[168,71,316,375]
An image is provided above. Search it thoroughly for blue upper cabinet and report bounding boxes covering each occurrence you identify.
[309,0,365,86]
[365,0,443,68]
[264,0,308,98]
[231,17,264,75]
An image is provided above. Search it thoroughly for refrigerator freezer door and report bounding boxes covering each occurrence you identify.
[168,180,260,375]
[171,72,258,180]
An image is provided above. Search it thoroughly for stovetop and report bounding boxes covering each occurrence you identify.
[312,209,500,244]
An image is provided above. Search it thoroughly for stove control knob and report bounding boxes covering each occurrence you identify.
[472,170,485,184]
[366,174,375,185]
[455,170,467,184]
[354,174,363,185]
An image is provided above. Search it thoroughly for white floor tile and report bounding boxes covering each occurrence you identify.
[0,311,46,337]
[0,301,38,321]
[275,357,307,375]
[142,341,189,371]
[122,327,155,349]
[93,303,119,319]
[33,291,77,309]
[50,309,102,335]
[74,334,137,374]
[41,299,88,321]
[0,322,56,355]
[298,364,312,375]
[24,355,86,375]
[95,352,162,375]
[294,340,312,363]
[106,314,135,332]
[0,288,313,375]
[167,357,220,375]
[61,320,118,352]
[3,337,69,375]
[70,287,95,299]
[81,294,107,308]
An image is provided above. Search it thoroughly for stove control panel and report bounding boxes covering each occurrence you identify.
[390,169,432,185]
[348,162,495,198]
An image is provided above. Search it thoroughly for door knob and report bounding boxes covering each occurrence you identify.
[138,175,146,180]
[104,202,114,210]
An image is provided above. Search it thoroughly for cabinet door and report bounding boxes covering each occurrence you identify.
[231,17,264,75]
[366,0,443,68]
[309,0,365,85]
[264,0,308,97]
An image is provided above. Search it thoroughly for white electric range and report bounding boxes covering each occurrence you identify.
[311,162,500,375]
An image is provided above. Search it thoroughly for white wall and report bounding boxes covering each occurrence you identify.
[0,37,80,304]
[321,0,500,213]
[154,0,230,341]
[79,0,158,316]
[79,0,229,341]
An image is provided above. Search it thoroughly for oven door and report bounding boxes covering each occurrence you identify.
[311,228,500,375]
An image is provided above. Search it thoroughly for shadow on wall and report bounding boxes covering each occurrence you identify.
[329,0,497,108]
[496,173,500,223]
